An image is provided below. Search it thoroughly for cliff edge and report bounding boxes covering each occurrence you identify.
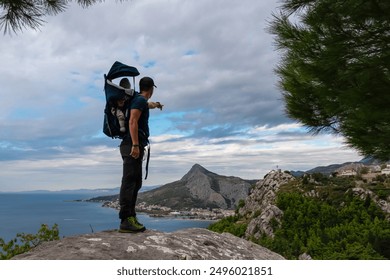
[12,228,284,260]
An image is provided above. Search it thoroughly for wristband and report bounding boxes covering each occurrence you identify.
[132,144,140,147]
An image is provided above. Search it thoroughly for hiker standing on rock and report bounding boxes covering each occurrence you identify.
[118,77,157,233]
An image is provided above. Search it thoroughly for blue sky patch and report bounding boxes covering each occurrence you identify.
[184,50,198,56]
[143,60,156,68]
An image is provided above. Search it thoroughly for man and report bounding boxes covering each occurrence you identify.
[118,76,157,233]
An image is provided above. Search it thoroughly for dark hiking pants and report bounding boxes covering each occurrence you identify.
[119,143,144,220]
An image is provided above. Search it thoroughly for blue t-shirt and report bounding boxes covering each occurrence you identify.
[124,94,149,145]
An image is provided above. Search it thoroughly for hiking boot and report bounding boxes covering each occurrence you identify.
[133,216,145,229]
[119,216,145,233]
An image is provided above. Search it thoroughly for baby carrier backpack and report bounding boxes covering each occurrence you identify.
[103,61,140,139]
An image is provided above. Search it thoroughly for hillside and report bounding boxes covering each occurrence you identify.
[209,170,390,260]
[138,164,253,210]
[292,157,390,176]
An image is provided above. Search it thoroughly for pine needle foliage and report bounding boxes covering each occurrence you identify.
[0,0,126,34]
[269,0,390,160]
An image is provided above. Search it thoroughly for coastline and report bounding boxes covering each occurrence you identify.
[100,200,235,221]
[0,193,215,243]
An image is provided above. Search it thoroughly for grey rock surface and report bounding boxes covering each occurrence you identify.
[12,228,284,260]
[239,170,295,239]
[184,164,251,209]
[351,187,390,218]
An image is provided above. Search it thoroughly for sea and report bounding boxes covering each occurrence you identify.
[0,192,214,243]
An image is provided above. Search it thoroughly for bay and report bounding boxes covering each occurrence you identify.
[0,192,213,243]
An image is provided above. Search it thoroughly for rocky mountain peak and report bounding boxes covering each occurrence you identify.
[191,163,207,171]
[181,164,214,181]
[139,164,253,210]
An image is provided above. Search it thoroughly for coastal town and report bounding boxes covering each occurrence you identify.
[101,200,235,220]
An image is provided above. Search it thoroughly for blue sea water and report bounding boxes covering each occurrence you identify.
[0,192,213,243]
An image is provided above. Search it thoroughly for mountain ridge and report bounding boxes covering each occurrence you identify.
[138,164,253,210]
[88,164,255,210]
[89,158,389,210]
[291,157,390,176]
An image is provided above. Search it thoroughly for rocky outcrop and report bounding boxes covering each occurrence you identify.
[239,170,295,239]
[351,187,390,218]
[237,169,389,241]
[12,228,284,260]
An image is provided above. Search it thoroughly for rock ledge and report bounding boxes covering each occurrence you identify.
[12,228,284,260]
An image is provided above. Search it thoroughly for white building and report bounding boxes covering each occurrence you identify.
[339,170,357,176]
[381,165,390,175]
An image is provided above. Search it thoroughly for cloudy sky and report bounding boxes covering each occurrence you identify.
[0,0,361,192]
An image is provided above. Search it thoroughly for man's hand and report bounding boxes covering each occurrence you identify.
[130,145,140,159]
[148,101,164,110]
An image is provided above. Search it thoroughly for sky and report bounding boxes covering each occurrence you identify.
[0,0,362,192]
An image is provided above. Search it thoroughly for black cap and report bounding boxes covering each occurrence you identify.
[139,77,157,91]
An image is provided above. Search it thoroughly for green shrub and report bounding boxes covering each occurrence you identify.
[0,224,60,259]
[257,193,390,260]
[208,215,247,238]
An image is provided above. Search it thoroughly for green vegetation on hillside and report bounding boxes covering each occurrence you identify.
[260,192,390,259]
[0,224,59,259]
[209,175,390,259]
[208,215,247,238]
[139,181,211,210]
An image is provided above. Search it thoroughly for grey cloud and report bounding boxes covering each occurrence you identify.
[0,0,361,191]
[1,0,284,153]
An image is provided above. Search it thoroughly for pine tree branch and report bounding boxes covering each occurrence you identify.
[0,0,127,34]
